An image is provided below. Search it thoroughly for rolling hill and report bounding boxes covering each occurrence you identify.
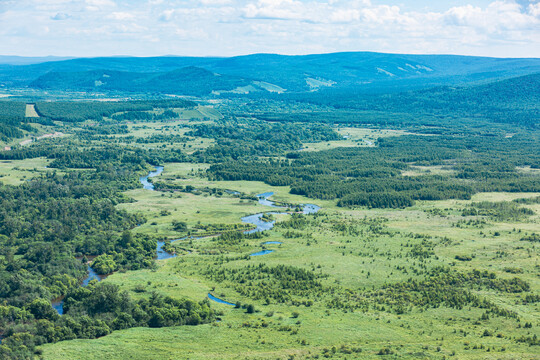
[1,52,539,94]
[30,67,255,96]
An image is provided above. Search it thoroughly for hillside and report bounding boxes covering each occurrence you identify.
[2,52,540,93]
[266,72,540,129]
[30,67,255,96]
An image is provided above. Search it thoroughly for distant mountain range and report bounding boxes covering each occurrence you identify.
[1,52,539,96]
[28,67,254,97]
[0,55,75,65]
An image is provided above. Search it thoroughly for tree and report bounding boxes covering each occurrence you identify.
[172,221,188,232]
[27,298,58,321]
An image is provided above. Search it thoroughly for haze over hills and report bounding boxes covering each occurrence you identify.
[304,72,540,128]
[29,67,254,97]
[2,52,540,95]
[0,56,75,66]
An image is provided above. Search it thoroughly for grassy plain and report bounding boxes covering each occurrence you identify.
[108,120,215,153]
[0,157,50,185]
[118,162,331,239]
[301,127,414,151]
[44,163,540,359]
[39,119,540,359]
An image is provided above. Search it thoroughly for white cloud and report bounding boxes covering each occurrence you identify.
[242,0,308,20]
[159,9,175,22]
[0,0,538,57]
[529,2,540,16]
[200,0,232,4]
[85,0,116,11]
[107,12,135,21]
[51,12,71,20]
[442,1,539,33]
[86,0,116,7]
[329,9,360,23]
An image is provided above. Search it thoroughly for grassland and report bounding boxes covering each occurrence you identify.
[300,127,415,151]
[25,103,39,117]
[106,119,215,153]
[43,161,540,359]
[0,157,51,185]
[119,162,330,239]
[1,63,538,360]
[28,115,539,360]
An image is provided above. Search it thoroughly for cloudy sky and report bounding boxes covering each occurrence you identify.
[0,0,539,57]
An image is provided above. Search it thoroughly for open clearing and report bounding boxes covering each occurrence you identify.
[25,103,39,117]
[300,127,419,151]
[0,157,50,185]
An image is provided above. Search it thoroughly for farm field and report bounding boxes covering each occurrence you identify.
[25,104,39,118]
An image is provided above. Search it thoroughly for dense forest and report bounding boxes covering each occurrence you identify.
[209,133,539,208]
[265,73,540,129]
[30,67,252,96]
[0,102,37,141]
[0,99,196,143]
[34,99,195,122]
[189,118,340,161]
[0,282,214,358]
[4,52,539,93]
[0,138,215,357]
[227,73,540,133]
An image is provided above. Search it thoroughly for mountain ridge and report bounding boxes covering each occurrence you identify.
[2,52,540,94]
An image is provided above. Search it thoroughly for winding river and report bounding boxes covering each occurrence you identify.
[156,188,320,261]
[207,293,236,306]
[210,192,320,305]
[52,264,107,314]
[139,166,164,190]
[54,166,321,311]
[51,166,166,314]
[241,192,320,236]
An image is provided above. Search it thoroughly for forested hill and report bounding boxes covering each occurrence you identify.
[295,72,540,123]
[241,72,539,130]
[30,67,253,96]
[2,52,540,93]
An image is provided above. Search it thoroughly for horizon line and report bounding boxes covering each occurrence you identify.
[1,51,540,61]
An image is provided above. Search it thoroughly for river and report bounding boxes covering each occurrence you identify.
[52,264,107,314]
[139,166,164,190]
[242,192,320,234]
[51,165,166,314]
[53,166,321,311]
[208,192,320,305]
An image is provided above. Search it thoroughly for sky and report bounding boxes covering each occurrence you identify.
[0,0,539,58]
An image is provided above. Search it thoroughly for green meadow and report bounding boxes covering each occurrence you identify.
[43,163,540,359]
[0,101,536,360]
[0,157,51,185]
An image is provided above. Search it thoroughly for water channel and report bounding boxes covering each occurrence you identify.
[54,166,321,311]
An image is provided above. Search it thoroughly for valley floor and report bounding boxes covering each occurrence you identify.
[41,163,540,359]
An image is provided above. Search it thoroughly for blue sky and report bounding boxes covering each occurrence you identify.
[0,0,538,57]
